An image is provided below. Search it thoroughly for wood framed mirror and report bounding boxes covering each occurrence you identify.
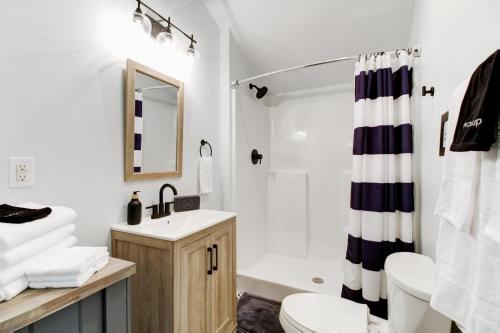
[125,59,184,181]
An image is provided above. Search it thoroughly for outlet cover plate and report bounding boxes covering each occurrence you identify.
[9,157,34,188]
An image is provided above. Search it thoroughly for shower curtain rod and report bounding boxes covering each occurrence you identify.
[231,45,421,87]
[135,85,173,93]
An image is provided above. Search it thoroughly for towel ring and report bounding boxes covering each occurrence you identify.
[200,140,213,157]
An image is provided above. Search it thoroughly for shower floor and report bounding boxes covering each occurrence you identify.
[238,254,344,299]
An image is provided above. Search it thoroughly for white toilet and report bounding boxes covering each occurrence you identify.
[279,252,452,333]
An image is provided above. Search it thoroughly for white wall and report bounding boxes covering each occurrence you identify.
[409,0,500,258]
[230,35,270,270]
[0,0,223,246]
[269,85,354,261]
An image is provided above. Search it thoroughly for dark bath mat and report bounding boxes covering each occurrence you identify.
[237,293,284,333]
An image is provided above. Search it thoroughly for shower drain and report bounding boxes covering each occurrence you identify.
[312,277,324,284]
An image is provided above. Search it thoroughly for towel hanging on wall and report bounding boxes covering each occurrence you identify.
[431,77,500,332]
[451,49,500,152]
[199,156,214,194]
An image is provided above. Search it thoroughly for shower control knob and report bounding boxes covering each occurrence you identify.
[251,149,263,165]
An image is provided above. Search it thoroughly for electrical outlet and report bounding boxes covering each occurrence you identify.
[9,157,34,188]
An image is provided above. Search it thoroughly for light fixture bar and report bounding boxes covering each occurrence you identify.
[137,0,197,44]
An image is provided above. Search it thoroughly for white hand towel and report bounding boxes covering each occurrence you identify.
[0,276,28,302]
[0,203,76,251]
[0,236,77,286]
[26,246,108,277]
[199,156,214,194]
[434,80,482,233]
[29,254,109,289]
[0,223,76,269]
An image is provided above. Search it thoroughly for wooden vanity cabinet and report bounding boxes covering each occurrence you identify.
[112,217,236,333]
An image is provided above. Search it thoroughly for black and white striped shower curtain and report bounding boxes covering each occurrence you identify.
[341,52,415,319]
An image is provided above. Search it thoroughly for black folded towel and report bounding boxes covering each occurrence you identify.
[0,204,52,224]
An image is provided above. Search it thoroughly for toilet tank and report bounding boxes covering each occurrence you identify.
[385,253,451,333]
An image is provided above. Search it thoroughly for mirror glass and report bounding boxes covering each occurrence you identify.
[135,72,177,173]
[126,59,184,181]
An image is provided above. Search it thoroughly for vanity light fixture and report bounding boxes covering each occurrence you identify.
[132,0,199,60]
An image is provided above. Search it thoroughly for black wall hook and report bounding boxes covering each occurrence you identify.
[251,149,263,165]
[200,140,213,157]
[422,86,435,96]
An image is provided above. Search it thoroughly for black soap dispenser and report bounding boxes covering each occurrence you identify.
[127,191,142,225]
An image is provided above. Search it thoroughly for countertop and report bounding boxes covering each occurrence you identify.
[0,257,136,333]
[111,209,237,241]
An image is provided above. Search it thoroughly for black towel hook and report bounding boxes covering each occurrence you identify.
[422,86,435,96]
[200,139,213,157]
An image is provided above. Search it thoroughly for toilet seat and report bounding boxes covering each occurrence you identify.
[280,293,369,333]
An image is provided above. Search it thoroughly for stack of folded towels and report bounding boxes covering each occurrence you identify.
[0,203,110,303]
[0,203,77,302]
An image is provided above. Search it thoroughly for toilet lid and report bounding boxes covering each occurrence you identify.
[281,293,368,333]
[385,252,436,302]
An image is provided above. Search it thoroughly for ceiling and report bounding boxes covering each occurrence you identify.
[204,0,415,93]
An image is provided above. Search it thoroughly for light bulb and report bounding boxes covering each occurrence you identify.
[186,35,196,57]
[185,42,200,73]
[133,8,143,23]
[156,29,173,45]
[132,7,152,36]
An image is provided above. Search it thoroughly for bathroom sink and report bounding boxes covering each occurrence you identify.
[111,209,236,241]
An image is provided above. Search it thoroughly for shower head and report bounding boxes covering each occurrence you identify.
[249,83,268,99]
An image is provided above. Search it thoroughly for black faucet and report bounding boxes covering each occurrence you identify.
[146,183,178,219]
[159,183,177,217]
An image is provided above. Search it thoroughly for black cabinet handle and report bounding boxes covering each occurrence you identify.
[213,244,218,271]
[207,247,213,275]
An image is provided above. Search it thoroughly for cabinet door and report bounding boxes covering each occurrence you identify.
[179,235,212,333]
[211,224,236,333]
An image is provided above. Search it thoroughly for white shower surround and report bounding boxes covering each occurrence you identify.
[233,83,354,300]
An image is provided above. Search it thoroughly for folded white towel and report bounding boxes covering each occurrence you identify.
[0,223,76,269]
[0,203,76,251]
[26,246,108,277]
[199,156,214,194]
[29,254,109,289]
[0,276,29,302]
[434,80,482,233]
[28,252,109,282]
[0,236,77,286]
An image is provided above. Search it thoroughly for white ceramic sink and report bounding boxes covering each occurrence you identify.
[111,209,237,241]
